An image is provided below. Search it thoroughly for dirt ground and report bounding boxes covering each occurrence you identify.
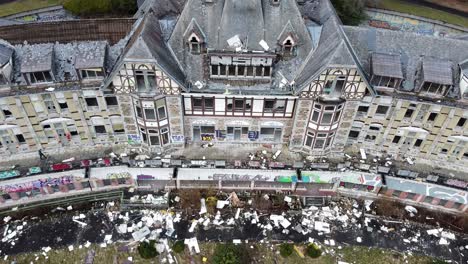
[372,198,468,234]
[424,0,468,13]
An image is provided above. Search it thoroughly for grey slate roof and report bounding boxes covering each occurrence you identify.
[461,59,468,75]
[422,58,453,85]
[20,43,54,73]
[75,41,107,69]
[124,12,186,87]
[167,0,313,89]
[0,41,14,67]
[371,53,403,79]
[343,26,468,98]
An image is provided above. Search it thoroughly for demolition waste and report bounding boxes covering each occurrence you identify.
[0,191,467,263]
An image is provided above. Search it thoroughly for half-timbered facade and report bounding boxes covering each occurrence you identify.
[0,0,467,173]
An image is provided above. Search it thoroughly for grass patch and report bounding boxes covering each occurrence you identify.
[0,0,63,17]
[373,0,468,28]
[3,242,446,264]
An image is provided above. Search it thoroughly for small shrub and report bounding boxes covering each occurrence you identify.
[306,243,322,258]
[172,240,185,254]
[138,240,158,259]
[279,243,294,258]
[212,243,244,264]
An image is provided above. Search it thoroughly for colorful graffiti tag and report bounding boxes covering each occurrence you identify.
[0,176,75,194]
[106,172,132,179]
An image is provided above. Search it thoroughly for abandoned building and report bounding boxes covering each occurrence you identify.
[0,0,467,172]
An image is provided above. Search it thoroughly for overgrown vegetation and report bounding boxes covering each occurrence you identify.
[279,243,294,258]
[367,0,468,28]
[212,243,248,264]
[306,243,322,258]
[137,240,158,259]
[331,0,368,25]
[63,0,136,17]
[172,240,185,254]
[0,0,63,17]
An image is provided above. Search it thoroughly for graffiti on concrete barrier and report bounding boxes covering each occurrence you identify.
[0,176,75,194]
[213,173,271,181]
[107,172,131,179]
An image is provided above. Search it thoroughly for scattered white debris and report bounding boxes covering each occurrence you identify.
[3,216,12,223]
[360,148,367,160]
[233,239,242,244]
[84,241,91,248]
[72,219,87,227]
[441,231,456,240]
[132,226,151,241]
[284,196,292,203]
[235,208,241,219]
[216,200,230,209]
[314,221,331,234]
[439,238,449,245]
[405,206,418,216]
[200,199,207,215]
[406,157,414,165]
[67,205,73,211]
[259,40,269,51]
[356,237,362,243]
[68,245,74,251]
[184,237,200,254]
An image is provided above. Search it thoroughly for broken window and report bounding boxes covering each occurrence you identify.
[193,97,214,112]
[110,115,124,134]
[357,105,369,114]
[427,112,437,121]
[161,127,170,145]
[414,139,423,147]
[85,97,99,108]
[283,38,294,56]
[263,99,286,113]
[376,105,389,115]
[305,131,314,147]
[148,129,160,146]
[321,112,333,125]
[135,70,156,93]
[144,108,156,120]
[311,110,320,122]
[457,117,466,127]
[404,109,414,118]
[2,108,12,118]
[16,134,25,143]
[80,68,104,79]
[30,71,53,84]
[189,36,201,53]
[349,130,359,139]
[260,127,282,142]
[136,105,143,118]
[94,125,106,134]
[105,96,118,106]
[0,73,7,85]
[156,100,167,119]
[59,102,68,111]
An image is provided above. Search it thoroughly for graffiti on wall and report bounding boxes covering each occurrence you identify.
[212,173,272,181]
[107,172,131,179]
[0,176,75,194]
[366,10,464,36]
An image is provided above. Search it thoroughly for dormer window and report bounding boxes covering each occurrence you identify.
[30,71,53,84]
[418,58,453,96]
[282,37,295,57]
[0,73,7,86]
[80,68,104,80]
[370,53,403,90]
[189,34,201,54]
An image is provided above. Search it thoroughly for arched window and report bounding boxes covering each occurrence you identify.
[282,37,295,56]
[189,35,201,53]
